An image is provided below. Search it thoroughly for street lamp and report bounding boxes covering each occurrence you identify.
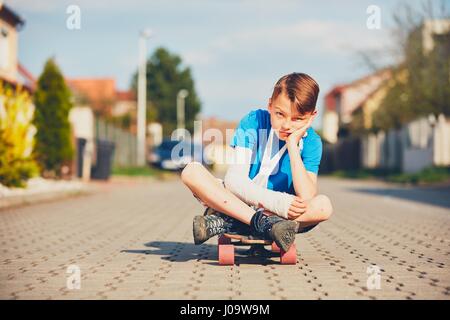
[137,28,153,166]
[177,89,189,139]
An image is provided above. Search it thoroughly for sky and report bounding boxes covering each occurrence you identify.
[7,0,433,128]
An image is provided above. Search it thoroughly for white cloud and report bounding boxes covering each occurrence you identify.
[183,19,391,66]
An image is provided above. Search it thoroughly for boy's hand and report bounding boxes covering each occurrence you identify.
[287,196,307,220]
[286,115,316,149]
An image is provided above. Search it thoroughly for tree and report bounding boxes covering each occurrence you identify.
[131,47,202,136]
[358,1,450,131]
[33,58,74,177]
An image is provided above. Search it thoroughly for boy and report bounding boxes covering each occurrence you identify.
[181,73,333,252]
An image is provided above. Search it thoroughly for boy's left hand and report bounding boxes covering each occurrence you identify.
[286,114,316,149]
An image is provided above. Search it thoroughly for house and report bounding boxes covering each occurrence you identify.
[66,78,137,122]
[113,90,136,117]
[66,78,117,116]
[323,19,450,145]
[421,19,450,55]
[0,2,34,91]
[322,18,450,174]
[322,68,392,143]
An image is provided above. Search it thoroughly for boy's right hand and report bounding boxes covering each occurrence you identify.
[287,196,307,220]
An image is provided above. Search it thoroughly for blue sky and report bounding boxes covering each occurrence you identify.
[8,0,430,127]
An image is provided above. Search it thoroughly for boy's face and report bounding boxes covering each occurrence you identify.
[268,91,317,141]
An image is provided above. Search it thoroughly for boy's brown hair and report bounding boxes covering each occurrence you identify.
[270,72,320,115]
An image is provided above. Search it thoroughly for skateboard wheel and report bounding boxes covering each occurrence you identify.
[271,242,281,253]
[218,244,234,265]
[218,235,231,245]
[280,244,297,265]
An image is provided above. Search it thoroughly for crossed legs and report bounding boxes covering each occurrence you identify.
[181,162,333,227]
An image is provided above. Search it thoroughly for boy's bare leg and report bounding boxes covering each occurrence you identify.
[181,162,255,225]
[293,195,333,226]
[262,194,333,228]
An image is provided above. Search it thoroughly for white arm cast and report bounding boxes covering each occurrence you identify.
[224,146,293,219]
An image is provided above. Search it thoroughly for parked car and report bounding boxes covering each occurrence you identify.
[148,139,208,170]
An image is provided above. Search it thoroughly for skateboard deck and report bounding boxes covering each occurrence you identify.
[221,233,273,245]
[217,233,297,265]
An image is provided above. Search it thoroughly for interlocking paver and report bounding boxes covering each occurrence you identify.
[0,176,449,299]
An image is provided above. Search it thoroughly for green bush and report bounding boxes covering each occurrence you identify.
[0,82,39,188]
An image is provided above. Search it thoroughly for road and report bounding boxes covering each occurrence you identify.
[1,175,449,299]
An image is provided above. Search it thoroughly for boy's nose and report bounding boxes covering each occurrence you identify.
[281,120,292,131]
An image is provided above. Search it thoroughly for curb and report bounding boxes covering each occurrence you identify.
[0,185,96,211]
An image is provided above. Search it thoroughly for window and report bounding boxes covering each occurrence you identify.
[0,27,10,70]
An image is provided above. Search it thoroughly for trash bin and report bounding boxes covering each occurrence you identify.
[91,139,115,180]
[76,138,87,178]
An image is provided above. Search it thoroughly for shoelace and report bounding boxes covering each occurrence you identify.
[205,215,225,235]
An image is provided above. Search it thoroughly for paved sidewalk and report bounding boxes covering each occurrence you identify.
[0,178,90,210]
[0,176,449,299]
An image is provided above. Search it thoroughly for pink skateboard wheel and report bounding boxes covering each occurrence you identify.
[280,244,297,265]
[271,242,281,253]
[218,244,234,265]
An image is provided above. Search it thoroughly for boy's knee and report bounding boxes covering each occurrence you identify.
[314,194,333,221]
[181,161,204,184]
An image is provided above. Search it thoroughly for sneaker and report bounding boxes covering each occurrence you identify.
[220,214,252,235]
[193,214,228,245]
[250,209,297,252]
[203,207,251,235]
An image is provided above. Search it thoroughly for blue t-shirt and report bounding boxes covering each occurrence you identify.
[230,109,322,195]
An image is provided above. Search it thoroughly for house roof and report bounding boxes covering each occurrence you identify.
[324,68,392,112]
[1,63,35,93]
[0,2,25,29]
[116,90,135,101]
[66,78,136,115]
[67,78,136,102]
[17,63,36,90]
[66,78,117,104]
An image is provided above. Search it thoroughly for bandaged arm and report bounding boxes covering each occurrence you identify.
[224,146,294,219]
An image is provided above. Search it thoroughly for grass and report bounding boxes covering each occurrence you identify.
[325,166,450,185]
[113,165,450,185]
[386,166,450,184]
[112,166,175,178]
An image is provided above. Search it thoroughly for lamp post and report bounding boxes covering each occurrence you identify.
[137,28,153,166]
[177,89,189,139]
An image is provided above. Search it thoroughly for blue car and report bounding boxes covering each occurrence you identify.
[148,139,208,170]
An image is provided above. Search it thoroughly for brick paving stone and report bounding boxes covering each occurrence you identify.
[1,176,449,299]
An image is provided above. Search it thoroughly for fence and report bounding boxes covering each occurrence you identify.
[321,114,450,174]
[95,118,137,167]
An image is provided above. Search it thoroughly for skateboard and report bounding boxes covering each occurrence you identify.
[217,233,297,265]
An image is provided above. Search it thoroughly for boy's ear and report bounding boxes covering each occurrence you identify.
[268,98,272,110]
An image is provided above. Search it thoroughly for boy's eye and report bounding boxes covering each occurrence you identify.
[276,112,283,116]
